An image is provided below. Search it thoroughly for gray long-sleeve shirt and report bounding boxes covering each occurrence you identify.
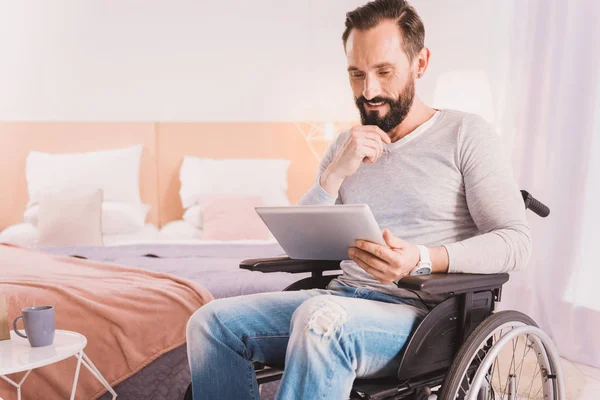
[297,109,531,302]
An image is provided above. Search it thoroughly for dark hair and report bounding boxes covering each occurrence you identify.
[342,0,425,61]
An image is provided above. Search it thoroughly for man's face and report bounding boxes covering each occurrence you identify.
[345,20,416,132]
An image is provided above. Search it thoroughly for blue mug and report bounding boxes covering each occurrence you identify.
[13,306,55,347]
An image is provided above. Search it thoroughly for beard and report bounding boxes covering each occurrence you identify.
[355,78,415,133]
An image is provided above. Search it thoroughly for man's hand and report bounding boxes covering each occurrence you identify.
[320,126,391,196]
[348,229,420,284]
[331,125,392,175]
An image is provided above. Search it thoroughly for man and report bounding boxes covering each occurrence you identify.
[186,0,531,398]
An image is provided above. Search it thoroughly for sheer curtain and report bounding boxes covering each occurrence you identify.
[497,0,600,368]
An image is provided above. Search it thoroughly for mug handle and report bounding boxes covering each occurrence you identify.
[13,316,28,339]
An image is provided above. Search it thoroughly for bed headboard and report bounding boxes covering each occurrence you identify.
[156,122,326,226]
[0,121,332,230]
[0,122,158,230]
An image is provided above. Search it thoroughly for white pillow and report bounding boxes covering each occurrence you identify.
[179,157,291,209]
[103,223,161,245]
[36,189,104,247]
[24,202,150,235]
[159,220,203,240]
[0,223,38,248]
[182,205,202,229]
[25,145,143,209]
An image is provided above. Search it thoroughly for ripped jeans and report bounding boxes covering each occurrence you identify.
[186,279,428,400]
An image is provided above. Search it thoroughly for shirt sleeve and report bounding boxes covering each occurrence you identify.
[442,115,532,274]
[295,132,347,206]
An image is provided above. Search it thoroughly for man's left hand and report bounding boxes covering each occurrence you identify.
[348,228,420,284]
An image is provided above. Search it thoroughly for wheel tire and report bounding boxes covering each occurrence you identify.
[438,310,538,400]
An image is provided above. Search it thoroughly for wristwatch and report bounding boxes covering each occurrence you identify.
[410,245,432,276]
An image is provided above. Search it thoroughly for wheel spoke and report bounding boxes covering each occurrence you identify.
[525,359,542,399]
[533,383,543,399]
[495,329,504,393]
[500,337,518,398]
[490,358,501,399]
[514,335,532,393]
[443,315,554,400]
[459,381,469,398]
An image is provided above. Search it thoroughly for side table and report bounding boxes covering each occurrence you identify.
[0,330,116,400]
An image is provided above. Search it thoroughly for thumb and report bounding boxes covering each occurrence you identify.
[383,228,407,249]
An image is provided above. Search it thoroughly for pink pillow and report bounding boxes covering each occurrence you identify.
[199,195,270,241]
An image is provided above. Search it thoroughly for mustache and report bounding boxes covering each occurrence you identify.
[355,96,395,106]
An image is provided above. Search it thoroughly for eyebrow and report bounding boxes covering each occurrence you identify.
[347,62,395,72]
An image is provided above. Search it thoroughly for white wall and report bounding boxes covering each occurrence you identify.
[0,0,512,121]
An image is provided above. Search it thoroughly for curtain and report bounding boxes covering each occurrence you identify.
[497,0,600,368]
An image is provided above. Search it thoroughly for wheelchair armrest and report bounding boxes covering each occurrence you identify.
[240,257,342,274]
[396,273,509,295]
[240,258,508,295]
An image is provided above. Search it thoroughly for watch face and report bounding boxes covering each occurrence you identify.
[411,266,432,276]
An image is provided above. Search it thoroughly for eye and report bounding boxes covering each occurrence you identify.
[350,72,365,80]
[378,69,393,77]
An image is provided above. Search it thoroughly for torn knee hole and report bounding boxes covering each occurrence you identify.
[305,299,348,339]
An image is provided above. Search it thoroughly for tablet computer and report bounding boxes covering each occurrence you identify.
[255,204,384,260]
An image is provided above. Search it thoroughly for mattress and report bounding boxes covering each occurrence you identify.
[43,241,300,299]
[0,222,162,248]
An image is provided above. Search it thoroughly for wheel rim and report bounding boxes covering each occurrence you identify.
[450,322,557,400]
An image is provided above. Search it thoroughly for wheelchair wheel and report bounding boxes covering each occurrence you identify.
[439,310,565,400]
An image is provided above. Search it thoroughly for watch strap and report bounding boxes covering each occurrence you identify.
[417,245,431,265]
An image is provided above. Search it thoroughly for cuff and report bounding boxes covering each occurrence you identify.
[315,181,338,203]
[296,180,338,205]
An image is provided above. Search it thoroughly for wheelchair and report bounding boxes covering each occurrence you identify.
[184,190,565,400]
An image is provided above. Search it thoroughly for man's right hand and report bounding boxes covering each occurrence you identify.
[320,126,391,196]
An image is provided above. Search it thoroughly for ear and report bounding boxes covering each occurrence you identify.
[415,47,431,79]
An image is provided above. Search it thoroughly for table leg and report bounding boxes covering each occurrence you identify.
[70,351,83,400]
[81,351,117,399]
[1,369,32,400]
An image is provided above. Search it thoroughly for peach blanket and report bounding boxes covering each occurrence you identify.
[0,244,213,399]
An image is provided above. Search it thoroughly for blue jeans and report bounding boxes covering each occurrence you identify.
[186,280,428,400]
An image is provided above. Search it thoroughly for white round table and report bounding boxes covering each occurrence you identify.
[0,330,116,400]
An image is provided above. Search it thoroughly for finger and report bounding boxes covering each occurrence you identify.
[351,125,391,144]
[359,146,378,163]
[362,132,387,155]
[350,247,391,274]
[355,138,381,151]
[348,130,384,152]
[351,254,394,284]
[382,229,408,249]
[355,138,383,161]
[353,131,386,157]
[354,125,391,144]
[354,239,397,263]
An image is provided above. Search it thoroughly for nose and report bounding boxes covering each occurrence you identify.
[363,74,382,100]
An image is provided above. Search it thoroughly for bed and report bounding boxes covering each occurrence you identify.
[69,240,300,400]
[0,121,330,399]
[1,241,304,400]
